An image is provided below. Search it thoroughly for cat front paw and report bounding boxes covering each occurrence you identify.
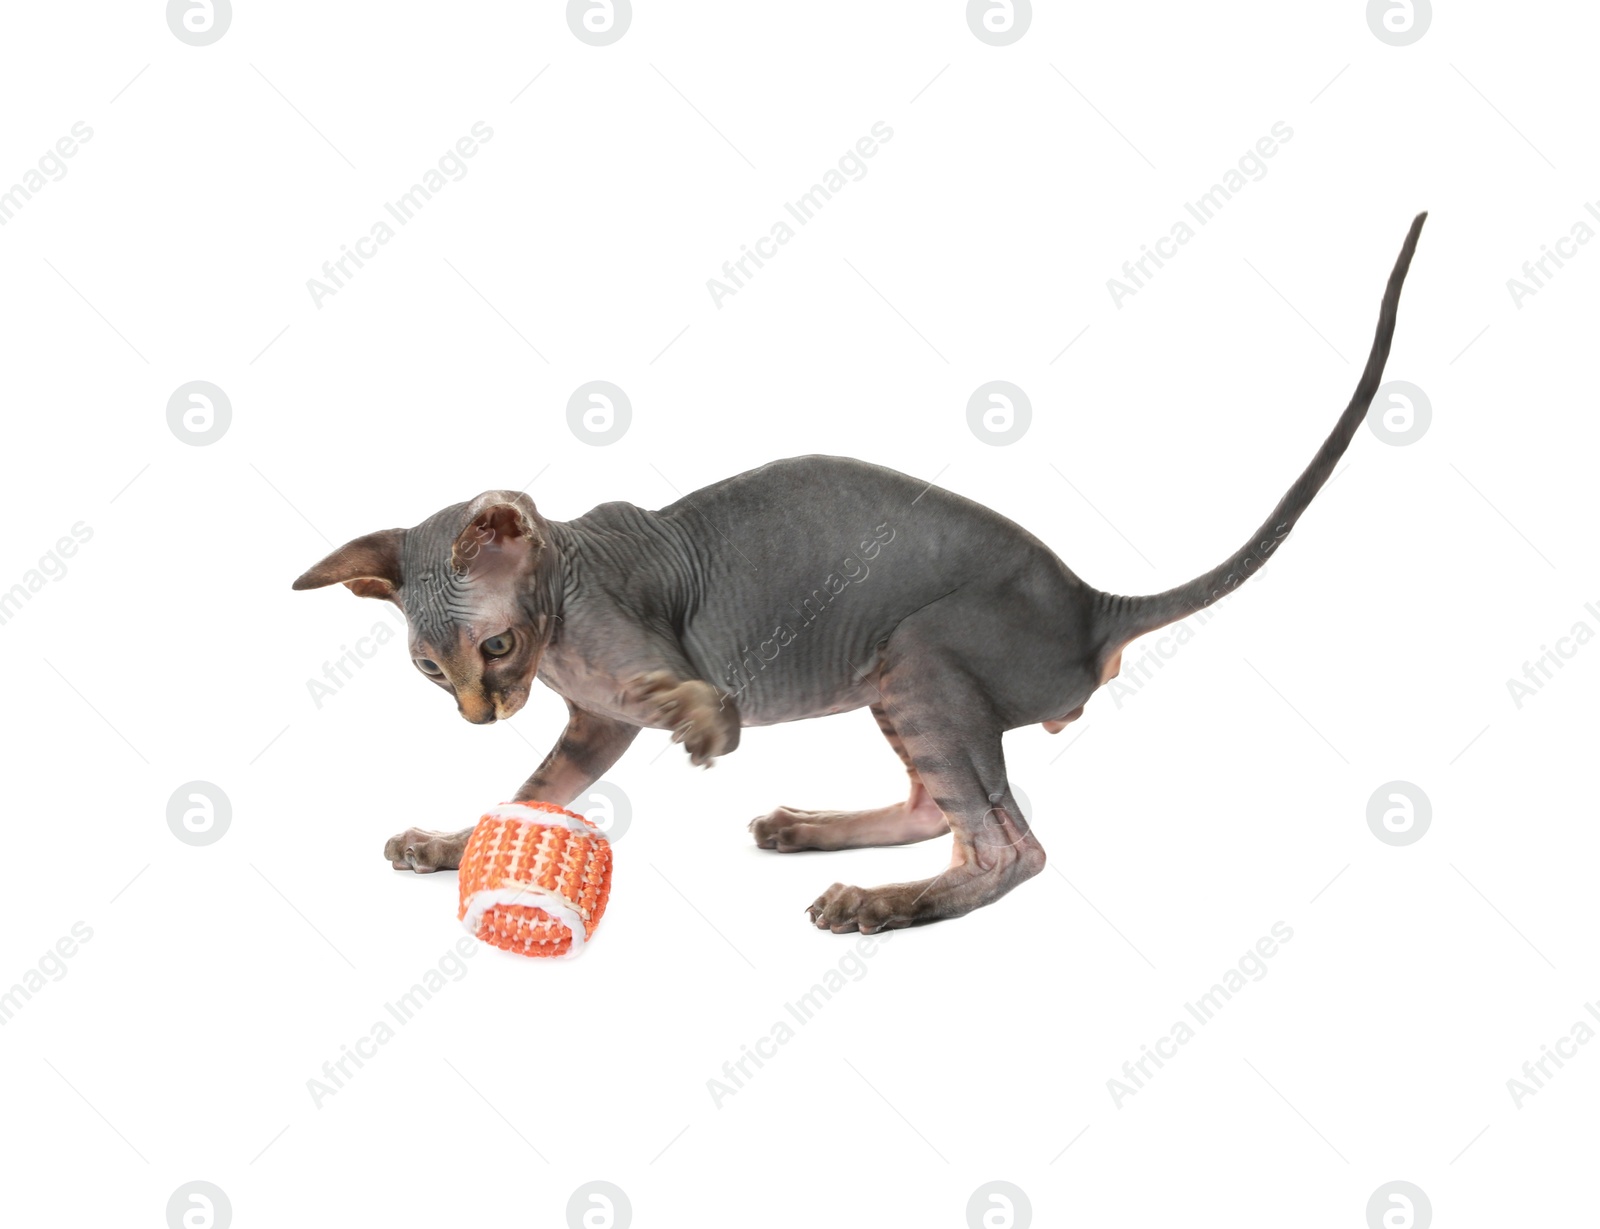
[383,827,471,873]
[623,672,740,767]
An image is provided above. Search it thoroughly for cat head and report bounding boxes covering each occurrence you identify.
[293,490,555,723]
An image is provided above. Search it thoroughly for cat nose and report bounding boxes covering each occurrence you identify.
[458,697,497,724]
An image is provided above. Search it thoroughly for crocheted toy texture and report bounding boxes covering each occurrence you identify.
[457,800,612,958]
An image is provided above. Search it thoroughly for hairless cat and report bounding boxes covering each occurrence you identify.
[294,213,1426,934]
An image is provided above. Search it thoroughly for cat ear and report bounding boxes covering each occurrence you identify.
[450,491,542,577]
[292,529,405,600]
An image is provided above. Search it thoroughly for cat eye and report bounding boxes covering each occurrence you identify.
[482,633,513,658]
[415,658,443,676]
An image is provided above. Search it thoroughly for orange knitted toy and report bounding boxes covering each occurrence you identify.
[457,800,613,958]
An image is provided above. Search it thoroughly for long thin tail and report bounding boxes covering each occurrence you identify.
[1094,211,1427,652]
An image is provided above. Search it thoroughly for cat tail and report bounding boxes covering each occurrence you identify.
[1091,211,1427,663]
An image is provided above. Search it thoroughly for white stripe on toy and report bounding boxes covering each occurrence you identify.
[481,802,597,835]
[460,884,588,956]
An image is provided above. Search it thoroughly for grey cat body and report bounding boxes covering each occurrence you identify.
[538,463,1097,732]
[295,214,1426,934]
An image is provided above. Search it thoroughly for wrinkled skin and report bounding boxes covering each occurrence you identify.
[292,213,1427,931]
[295,464,1078,924]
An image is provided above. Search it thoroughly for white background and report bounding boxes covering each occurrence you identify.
[1,2,1595,1226]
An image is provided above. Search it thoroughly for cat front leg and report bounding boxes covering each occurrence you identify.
[383,704,638,873]
[512,702,641,804]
